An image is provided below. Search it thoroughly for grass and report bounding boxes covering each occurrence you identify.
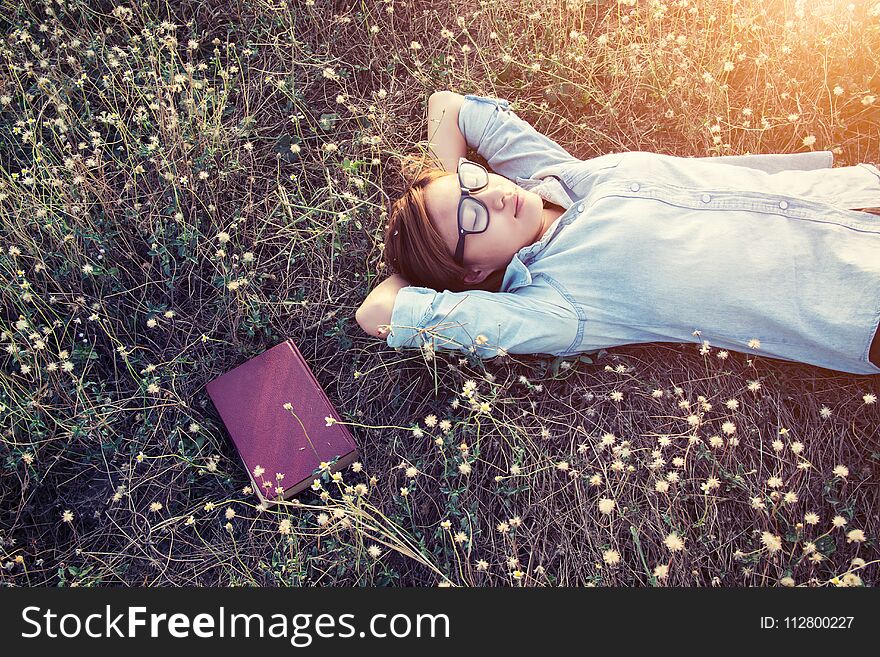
[0,0,878,587]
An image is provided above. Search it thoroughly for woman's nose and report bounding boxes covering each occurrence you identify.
[484,186,510,208]
[478,184,514,212]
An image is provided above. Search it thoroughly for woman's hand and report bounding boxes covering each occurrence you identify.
[355,274,412,338]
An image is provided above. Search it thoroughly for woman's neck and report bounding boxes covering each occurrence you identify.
[539,200,566,240]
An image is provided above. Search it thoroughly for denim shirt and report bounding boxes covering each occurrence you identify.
[387,93,880,375]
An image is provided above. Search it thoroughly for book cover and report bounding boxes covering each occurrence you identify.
[206,338,359,505]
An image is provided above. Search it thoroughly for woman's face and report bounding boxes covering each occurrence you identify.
[423,171,550,285]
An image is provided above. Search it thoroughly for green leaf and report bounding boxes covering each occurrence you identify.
[318,113,339,131]
[630,526,653,583]
[816,535,837,556]
[494,61,521,84]
[274,135,300,163]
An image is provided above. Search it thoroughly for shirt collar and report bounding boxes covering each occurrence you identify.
[500,252,532,292]
[499,171,579,292]
[515,173,575,211]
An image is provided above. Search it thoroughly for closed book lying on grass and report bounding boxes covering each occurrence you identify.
[206,338,359,506]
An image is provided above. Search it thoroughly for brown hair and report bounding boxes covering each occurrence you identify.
[382,155,506,293]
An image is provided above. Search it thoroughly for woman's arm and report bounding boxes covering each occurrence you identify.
[426,91,467,173]
[384,285,580,358]
[355,273,411,338]
[456,93,579,182]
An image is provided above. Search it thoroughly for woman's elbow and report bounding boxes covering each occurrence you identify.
[354,306,375,336]
[356,277,408,338]
[355,305,388,339]
[429,90,465,111]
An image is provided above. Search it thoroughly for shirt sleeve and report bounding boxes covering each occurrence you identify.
[692,151,834,173]
[458,93,579,181]
[385,284,580,358]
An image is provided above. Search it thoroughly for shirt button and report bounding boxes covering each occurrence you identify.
[577,203,584,213]
[778,200,789,210]
[630,182,640,192]
[701,193,711,203]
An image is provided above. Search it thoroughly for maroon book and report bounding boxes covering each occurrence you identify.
[206,338,359,505]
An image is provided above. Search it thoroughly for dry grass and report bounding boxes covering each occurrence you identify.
[0,0,878,587]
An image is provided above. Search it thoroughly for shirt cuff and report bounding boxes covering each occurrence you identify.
[385,285,437,350]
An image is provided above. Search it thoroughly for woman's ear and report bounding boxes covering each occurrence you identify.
[462,267,491,285]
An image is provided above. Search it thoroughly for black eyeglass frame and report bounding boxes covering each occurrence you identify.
[453,156,491,266]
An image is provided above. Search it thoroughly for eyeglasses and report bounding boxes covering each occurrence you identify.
[453,156,491,266]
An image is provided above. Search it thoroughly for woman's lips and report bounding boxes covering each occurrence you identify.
[515,192,521,216]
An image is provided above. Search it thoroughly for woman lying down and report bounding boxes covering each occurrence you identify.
[356,90,880,375]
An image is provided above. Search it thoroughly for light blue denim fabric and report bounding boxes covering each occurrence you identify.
[387,93,880,375]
